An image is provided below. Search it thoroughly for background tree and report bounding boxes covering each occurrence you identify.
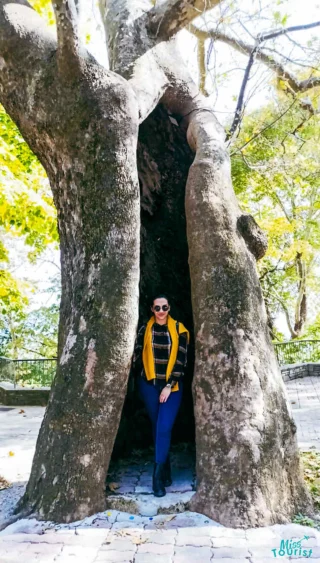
[0,103,59,358]
[231,98,320,340]
[0,0,317,527]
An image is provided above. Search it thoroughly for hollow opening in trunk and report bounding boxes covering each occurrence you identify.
[109,104,196,492]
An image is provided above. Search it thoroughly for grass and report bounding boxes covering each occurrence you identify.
[292,450,320,529]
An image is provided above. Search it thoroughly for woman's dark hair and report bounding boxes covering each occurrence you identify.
[151,294,170,307]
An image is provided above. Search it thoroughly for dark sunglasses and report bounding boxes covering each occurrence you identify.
[153,305,169,312]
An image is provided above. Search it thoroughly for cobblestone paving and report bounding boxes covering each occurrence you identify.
[105,447,196,516]
[1,510,320,562]
[1,375,320,562]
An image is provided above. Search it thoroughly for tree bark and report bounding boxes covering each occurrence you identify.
[294,253,307,337]
[164,99,313,526]
[0,3,141,522]
[153,44,314,524]
[20,70,140,523]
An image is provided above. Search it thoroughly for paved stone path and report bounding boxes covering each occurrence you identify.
[286,375,320,450]
[1,510,320,562]
[1,375,320,561]
[106,446,195,516]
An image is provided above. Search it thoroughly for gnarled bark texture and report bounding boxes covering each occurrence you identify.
[0,0,314,527]
[182,111,312,526]
[0,2,140,522]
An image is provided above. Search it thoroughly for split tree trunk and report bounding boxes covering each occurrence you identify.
[1,0,314,528]
[113,104,195,456]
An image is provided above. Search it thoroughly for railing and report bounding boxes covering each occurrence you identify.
[0,357,57,388]
[274,340,320,366]
[1,342,319,386]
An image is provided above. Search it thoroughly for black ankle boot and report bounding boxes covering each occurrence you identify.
[163,456,172,487]
[153,463,166,497]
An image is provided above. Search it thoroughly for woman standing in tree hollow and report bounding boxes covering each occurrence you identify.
[132,294,190,497]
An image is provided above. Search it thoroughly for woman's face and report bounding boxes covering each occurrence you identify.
[151,298,170,323]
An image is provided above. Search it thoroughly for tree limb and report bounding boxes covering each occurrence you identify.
[230,99,297,156]
[146,0,221,41]
[266,288,297,339]
[190,22,320,140]
[191,25,320,95]
[197,36,207,95]
[0,0,56,121]
[52,0,82,73]
[258,21,320,42]
[226,45,257,140]
[294,252,307,336]
[237,214,268,260]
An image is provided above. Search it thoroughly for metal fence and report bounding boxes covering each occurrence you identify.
[274,340,320,366]
[1,342,320,387]
[0,357,57,388]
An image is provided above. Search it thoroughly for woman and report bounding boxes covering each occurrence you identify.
[132,294,190,497]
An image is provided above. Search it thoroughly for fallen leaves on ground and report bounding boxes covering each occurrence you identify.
[0,476,10,490]
[113,530,148,545]
[107,482,120,492]
[131,536,148,545]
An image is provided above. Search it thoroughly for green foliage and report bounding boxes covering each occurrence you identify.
[14,358,57,387]
[275,340,320,365]
[291,451,320,526]
[231,99,320,338]
[0,105,59,260]
[304,314,320,340]
[0,104,59,360]
[292,512,320,529]
[0,273,60,360]
[20,302,59,359]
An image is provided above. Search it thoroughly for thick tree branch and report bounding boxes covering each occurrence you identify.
[147,0,221,41]
[52,0,82,73]
[258,21,320,42]
[191,25,320,95]
[0,0,56,120]
[294,252,307,336]
[190,22,320,140]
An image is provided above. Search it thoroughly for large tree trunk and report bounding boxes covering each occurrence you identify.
[182,110,313,525]
[6,55,141,522]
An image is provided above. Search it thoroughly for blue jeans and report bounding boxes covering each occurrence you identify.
[138,377,183,463]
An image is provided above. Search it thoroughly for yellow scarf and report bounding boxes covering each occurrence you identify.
[142,314,190,392]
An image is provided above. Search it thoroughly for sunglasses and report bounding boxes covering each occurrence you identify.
[153,305,169,312]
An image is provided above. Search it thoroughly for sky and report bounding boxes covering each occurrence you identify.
[9,0,320,339]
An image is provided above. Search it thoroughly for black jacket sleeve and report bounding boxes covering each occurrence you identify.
[167,331,188,386]
[132,324,145,377]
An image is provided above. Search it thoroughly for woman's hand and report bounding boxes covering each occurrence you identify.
[159,386,171,403]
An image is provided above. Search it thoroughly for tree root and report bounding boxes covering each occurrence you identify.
[0,507,35,532]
